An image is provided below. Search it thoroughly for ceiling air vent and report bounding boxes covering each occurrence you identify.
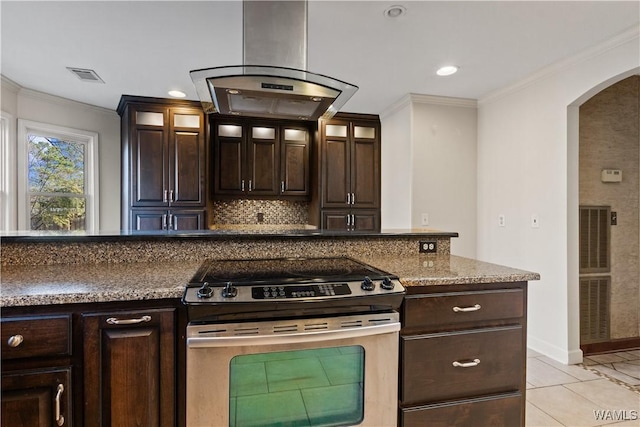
[66,67,104,83]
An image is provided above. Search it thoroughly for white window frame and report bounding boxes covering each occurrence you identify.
[17,119,100,232]
[1,111,17,231]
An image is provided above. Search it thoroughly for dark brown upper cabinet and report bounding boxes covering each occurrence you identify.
[118,96,207,230]
[212,117,311,199]
[316,114,381,231]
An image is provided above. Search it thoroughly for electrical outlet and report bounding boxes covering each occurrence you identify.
[421,213,429,226]
[498,214,506,227]
[419,241,437,254]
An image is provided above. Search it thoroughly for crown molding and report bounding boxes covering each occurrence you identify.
[381,93,477,119]
[479,24,640,105]
[408,93,477,108]
[1,75,21,94]
[19,87,118,117]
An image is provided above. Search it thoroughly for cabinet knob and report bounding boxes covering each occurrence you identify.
[7,334,24,347]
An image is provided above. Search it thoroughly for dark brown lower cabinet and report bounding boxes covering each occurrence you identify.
[400,392,523,427]
[82,308,176,427]
[131,209,206,231]
[399,282,528,427]
[1,368,72,427]
[321,209,379,231]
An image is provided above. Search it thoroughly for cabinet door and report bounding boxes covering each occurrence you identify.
[350,123,380,209]
[321,209,350,231]
[131,109,168,207]
[170,209,206,230]
[2,368,71,427]
[247,124,279,195]
[401,326,522,405]
[352,210,379,231]
[321,122,350,207]
[400,392,522,427]
[169,109,205,206]
[82,309,175,427]
[280,126,310,196]
[131,209,167,231]
[214,122,244,194]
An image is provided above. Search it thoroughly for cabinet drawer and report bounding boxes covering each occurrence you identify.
[401,326,522,404]
[400,392,522,427]
[403,288,524,330]
[1,315,71,360]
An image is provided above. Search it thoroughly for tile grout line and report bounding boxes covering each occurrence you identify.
[577,364,640,395]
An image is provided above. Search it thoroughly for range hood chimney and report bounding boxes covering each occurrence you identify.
[190,0,358,121]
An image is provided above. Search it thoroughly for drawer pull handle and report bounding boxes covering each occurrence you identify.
[106,315,151,325]
[7,334,24,347]
[452,304,481,313]
[55,383,65,426]
[452,358,481,368]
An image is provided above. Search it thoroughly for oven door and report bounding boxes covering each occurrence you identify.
[186,312,400,427]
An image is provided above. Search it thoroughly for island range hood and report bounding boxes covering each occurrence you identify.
[190,1,358,121]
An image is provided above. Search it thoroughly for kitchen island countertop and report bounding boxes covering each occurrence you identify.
[0,255,539,307]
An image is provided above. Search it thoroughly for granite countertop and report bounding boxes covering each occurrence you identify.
[0,255,539,308]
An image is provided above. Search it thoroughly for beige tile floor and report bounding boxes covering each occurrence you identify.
[526,349,640,427]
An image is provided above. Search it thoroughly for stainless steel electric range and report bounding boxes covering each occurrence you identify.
[182,256,405,427]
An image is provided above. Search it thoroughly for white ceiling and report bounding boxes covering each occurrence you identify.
[2,1,639,115]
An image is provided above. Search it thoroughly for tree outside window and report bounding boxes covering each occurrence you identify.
[28,135,86,230]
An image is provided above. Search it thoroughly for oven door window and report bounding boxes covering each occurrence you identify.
[229,345,364,427]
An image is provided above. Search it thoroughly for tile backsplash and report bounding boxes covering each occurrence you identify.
[211,200,309,225]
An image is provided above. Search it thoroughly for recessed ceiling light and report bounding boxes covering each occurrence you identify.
[436,66,459,76]
[168,90,186,98]
[383,5,406,18]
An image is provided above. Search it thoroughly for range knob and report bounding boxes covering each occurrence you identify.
[222,281,238,298]
[196,282,214,299]
[361,276,375,291]
[381,277,395,290]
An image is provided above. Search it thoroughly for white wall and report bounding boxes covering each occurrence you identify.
[477,26,640,364]
[380,98,412,229]
[0,77,121,231]
[382,94,478,258]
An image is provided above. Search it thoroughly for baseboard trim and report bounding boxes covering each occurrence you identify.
[581,337,640,355]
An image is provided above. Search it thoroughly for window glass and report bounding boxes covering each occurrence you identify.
[27,135,87,230]
[229,346,364,427]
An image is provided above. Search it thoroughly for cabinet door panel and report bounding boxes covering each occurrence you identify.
[171,210,206,230]
[401,393,522,427]
[83,309,175,427]
[133,128,167,206]
[404,288,525,332]
[281,141,309,195]
[1,315,71,360]
[351,138,379,208]
[132,210,166,231]
[216,138,243,193]
[321,210,349,231]
[323,139,349,206]
[2,368,71,427]
[172,131,204,205]
[353,210,379,231]
[401,326,522,404]
[249,139,278,194]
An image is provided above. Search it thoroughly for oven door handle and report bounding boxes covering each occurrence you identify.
[187,322,400,348]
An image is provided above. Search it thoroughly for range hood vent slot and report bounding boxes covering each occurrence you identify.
[190,1,357,121]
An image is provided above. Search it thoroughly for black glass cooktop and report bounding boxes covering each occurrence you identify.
[189,256,396,286]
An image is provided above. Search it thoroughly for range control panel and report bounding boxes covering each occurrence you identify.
[252,283,352,299]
